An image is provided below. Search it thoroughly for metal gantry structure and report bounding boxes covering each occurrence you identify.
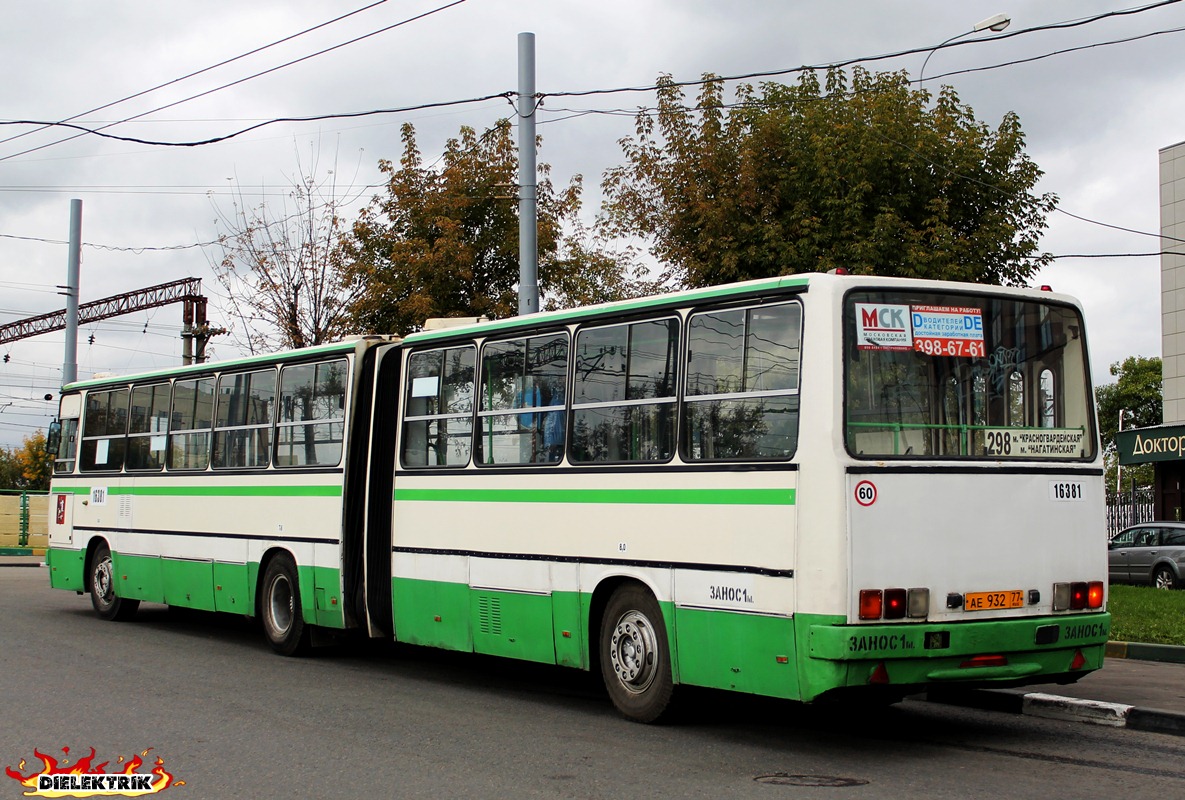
[0,277,223,365]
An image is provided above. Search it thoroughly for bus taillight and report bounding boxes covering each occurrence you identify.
[859,590,883,620]
[884,588,907,619]
[859,587,930,620]
[1053,581,1104,611]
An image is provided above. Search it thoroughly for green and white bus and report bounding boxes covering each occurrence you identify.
[46,273,1109,722]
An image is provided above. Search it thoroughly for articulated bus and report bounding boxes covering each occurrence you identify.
[45,273,1109,722]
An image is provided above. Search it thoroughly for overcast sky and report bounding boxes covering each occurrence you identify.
[0,0,1179,447]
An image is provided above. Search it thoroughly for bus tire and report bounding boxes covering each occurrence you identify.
[260,554,310,656]
[89,541,139,621]
[599,584,675,723]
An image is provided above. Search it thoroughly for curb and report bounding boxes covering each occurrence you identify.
[926,688,1185,737]
[1106,640,1185,664]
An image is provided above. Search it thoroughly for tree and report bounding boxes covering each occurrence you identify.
[0,431,52,491]
[0,446,23,490]
[343,121,653,335]
[1095,355,1162,491]
[602,67,1056,288]
[211,145,368,353]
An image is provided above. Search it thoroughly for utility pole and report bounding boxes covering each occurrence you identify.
[62,199,82,386]
[517,31,538,316]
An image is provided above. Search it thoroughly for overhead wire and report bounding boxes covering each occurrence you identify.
[4,0,1177,153]
[0,0,1178,268]
[0,1,471,163]
[0,0,394,151]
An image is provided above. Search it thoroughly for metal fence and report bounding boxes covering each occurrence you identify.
[1105,486,1156,537]
[0,490,49,549]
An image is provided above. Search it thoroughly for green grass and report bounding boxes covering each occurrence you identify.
[1107,584,1185,646]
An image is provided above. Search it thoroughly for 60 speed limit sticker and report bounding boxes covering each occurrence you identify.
[854,480,877,506]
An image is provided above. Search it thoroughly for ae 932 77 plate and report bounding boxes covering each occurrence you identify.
[964,590,1024,611]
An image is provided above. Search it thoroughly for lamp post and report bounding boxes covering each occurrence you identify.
[1116,408,1132,496]
[919,13,1010,86]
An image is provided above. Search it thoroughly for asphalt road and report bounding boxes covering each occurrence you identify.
[2,568,1184,800]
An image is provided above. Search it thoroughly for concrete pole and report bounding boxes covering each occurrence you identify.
[62,199,82,386]
[517,32,538,316]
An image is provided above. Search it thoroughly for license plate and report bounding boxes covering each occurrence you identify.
[964,590,1024,611]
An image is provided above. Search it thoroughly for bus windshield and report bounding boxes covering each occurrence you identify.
[844,290,1096,460]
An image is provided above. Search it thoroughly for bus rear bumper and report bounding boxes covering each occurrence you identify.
[801,613,1110,700]
[808,612,1111,661]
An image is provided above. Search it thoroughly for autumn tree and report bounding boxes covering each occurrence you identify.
[211,146,368,353]
[0,431,52,491]
[0,446,23,490]
[343,121,653,335]
[1096,355,1162,491]
[602,67,1056,288]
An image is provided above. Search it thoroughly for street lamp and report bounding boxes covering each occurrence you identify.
[919,13,1011,86]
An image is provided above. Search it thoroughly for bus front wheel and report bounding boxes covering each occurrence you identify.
[260,554,310,656]
[599,584,675,723]
[89,541,139,621]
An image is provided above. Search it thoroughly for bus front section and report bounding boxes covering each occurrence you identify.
[812,284,1108,700]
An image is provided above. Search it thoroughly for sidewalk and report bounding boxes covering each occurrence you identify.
[926,649,1185,736]
[0,554,43,567]
[4,554,1185,733]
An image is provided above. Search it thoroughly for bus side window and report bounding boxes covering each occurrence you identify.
[477,333,568,465]
[683,302,801,461]
[570,318,677,463]
[80,388,129,472]
[402,346,475,468]
[168,378,215,470]
[275,359,347,468]
[53,418,79,474]
[213,369,276,469]
[127,383,170,471]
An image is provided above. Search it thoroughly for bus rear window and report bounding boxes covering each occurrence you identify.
[844,291,1095,460]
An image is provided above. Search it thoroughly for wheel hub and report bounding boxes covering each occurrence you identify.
[610,611,658,693]
[94,558,113,601]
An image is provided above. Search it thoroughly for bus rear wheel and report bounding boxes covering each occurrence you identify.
[260,554,309,656]
[599,584,675,723]
[89,541,139,621]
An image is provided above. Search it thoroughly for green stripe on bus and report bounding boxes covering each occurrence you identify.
[107,485,343,498]
[393,487,795,505]
[404,275,811,343]
[64,340,366,390]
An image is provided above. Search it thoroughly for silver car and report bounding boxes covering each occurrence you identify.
[1108,523,1185,589]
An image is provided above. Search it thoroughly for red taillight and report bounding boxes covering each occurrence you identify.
[884,588,907,619]
[1087,581,1104,609]
[869,662,890,684]
[1069,582,1088,610]
[960,655,1008,669]
[1070,649,1087,670]
[859,590,883,620]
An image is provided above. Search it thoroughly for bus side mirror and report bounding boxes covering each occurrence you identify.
[47,419,62,456]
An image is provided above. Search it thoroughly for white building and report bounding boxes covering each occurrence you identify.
[1117,141,1185,520]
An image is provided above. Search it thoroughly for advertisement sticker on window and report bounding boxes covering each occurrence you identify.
[855,303,913,350]
[910,305,985,358]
